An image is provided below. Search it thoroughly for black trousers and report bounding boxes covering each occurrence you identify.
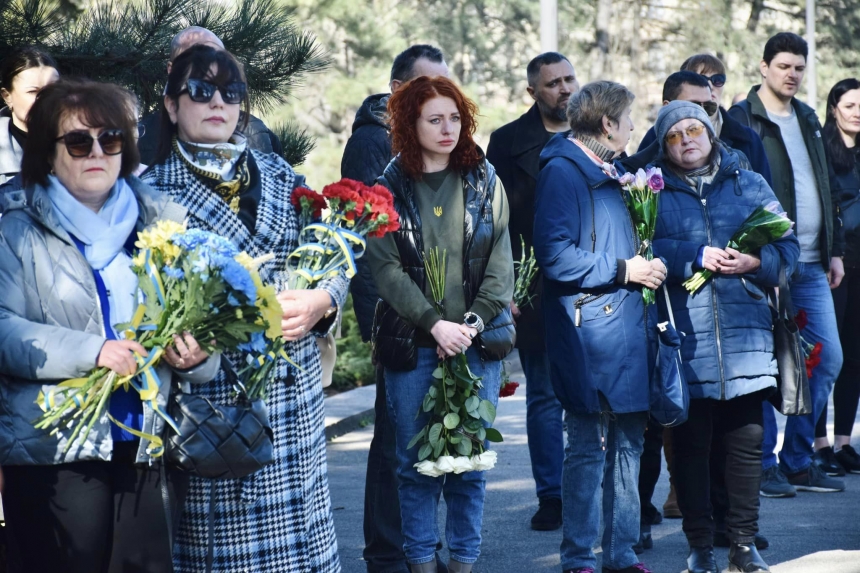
[671,391,767,547]
[816,266,860,438]
[638,419,664,528]
[363,366,408,573]
[3,441,188,573]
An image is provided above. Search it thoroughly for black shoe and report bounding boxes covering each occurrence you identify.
[633,531,653,554]
[714,531,769,550]
[685,545,717,573]
[727,542,769,571]
[813,446,846,476]
[786,463,846,492]
[651,510,663,525]
[835,445,860,474]
[602,564,651,573]
[530,497,562,531]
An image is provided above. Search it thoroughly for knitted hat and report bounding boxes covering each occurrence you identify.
[654,100,715,153]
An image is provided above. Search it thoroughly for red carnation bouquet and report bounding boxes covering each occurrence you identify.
[794,310,824,378]
[288,178,400,290]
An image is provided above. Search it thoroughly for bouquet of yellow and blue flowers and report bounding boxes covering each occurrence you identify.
[34,221,286,452]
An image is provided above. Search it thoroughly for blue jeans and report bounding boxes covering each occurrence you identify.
[762,262,844,473]
[560,410,648,571]
[385,347,501,565]
[521,350,564,501]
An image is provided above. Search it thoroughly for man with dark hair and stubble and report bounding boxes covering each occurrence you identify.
[730,32,846,499]
[137,26,283,166]
[486,52,579,532]
[340,44,449,573]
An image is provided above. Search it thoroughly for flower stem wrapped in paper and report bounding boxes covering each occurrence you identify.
[683,201,794,294]
[409,248,503,478]
[234,179,400,399]
[619,167,663,305]
[34,221,286,453]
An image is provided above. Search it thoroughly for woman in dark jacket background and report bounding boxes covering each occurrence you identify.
[651,101,799,573]
[533,80,665,573]
[813,78,860,474]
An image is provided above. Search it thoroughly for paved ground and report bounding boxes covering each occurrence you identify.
[327,352,860,573]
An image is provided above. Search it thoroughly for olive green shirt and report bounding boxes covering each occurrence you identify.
[366,168,513,336]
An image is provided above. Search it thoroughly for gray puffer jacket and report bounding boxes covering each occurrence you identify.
[0,176,219,465]
[0,108,22,186]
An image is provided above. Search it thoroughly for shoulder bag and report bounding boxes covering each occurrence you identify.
[768,266,812,416]
[651,284,689,426]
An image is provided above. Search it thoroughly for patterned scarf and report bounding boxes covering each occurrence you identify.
[174,136,251,214]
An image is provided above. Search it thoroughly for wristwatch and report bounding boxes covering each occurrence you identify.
[323,292,338,319]
[463,312,485,333]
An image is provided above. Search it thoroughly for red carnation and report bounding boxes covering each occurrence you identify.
[323,179,365,219]
[499,380,520,398]
[794,309,808,331]
[291,187,326,219]
[806,342,824,378]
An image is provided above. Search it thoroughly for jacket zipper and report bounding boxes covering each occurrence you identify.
[698,189,727,399]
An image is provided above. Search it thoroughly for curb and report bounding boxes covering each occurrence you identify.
[325,408,375,440]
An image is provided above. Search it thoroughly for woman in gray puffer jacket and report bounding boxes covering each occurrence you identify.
[0,79,218,573]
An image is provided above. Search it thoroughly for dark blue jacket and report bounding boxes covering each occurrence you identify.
[534,133,653,415]
[634,107,773,187]
[827,149,859,266]
[652,148,800,401]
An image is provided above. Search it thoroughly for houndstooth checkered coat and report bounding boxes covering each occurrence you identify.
[143,150,346,573]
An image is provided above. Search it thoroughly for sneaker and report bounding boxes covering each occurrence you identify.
[530,497,562,531]
[564,569,595,573]
[835,445,860,474]
[602,564,652,573]
[759,465,796,498]
[813,446,846,476]
[786,463,846,492]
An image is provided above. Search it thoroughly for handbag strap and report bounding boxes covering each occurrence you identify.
[219,354,253,401]
[769,264,796,321]
[661,283,677,329]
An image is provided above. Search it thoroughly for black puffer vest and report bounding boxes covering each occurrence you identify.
[372,156,498,371]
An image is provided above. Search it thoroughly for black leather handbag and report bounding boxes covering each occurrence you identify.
[768,266,812,416]
[477,306,517,361]
[166,356,274,480]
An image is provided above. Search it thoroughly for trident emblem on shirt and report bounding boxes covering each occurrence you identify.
[434,206,443,217]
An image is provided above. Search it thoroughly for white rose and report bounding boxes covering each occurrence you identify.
[414,460,444,477]
[435,455,456,474]
[471,450,498,471]
[450,456,475,474]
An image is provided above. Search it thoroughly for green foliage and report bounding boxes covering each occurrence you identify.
[0,0,328,118]
[330,293,374,390]
[270,120,316,166]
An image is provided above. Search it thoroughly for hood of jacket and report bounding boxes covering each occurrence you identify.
[352,93,390,133]
[539,131,624,185]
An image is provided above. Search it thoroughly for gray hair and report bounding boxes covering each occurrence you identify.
[566,80,634,137]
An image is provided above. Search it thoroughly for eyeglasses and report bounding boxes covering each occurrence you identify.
[55,129,125,157]
[700,73,727,88]
[691,100,719,116]
[664,123,707,146]
[178,78,247,105]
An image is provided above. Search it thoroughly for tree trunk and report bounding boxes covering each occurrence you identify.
[747,0,765,32]
[590,0,612,80]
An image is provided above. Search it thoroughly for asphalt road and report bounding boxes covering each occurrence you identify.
[327,353,860,573]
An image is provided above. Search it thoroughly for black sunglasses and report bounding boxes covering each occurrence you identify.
[700,73,727,88]
[691,100,720,116]
[55,129,125,158]
[179,78,247,105]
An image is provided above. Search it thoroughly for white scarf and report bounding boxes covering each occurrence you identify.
[46,176,140,336]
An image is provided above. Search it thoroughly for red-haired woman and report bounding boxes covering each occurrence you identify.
[365,76,514,573]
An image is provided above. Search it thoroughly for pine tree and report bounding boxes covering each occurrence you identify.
[0,0,328,165]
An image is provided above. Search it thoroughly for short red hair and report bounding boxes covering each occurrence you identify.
[388,76,481,180]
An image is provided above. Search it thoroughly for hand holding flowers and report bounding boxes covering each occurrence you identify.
[619,167,663,304]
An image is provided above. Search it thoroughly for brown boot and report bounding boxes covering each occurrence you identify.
[663,481,682,518]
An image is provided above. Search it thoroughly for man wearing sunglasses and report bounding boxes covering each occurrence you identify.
[625,69,772,188]
[137,26,282,166]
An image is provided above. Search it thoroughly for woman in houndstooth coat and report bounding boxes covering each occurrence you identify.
[143,45,345,572]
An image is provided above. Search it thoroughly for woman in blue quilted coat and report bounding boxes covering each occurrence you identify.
[651,101,799,573]
[143,45,347,572]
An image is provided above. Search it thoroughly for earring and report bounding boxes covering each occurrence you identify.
[607,133,613,140]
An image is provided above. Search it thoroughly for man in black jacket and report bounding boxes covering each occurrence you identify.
[485,52,579,532]
[137,27,283,166]
[340,44,448,573]
[729,32,846,498]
